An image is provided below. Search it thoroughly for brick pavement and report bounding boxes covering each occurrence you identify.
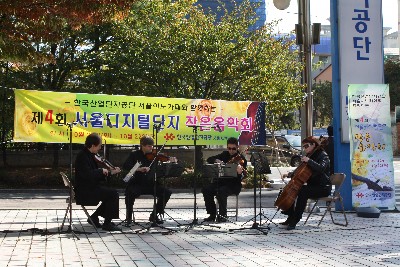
[1,201,400,267]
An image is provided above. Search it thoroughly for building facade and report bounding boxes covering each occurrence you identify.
[196,0,267,30]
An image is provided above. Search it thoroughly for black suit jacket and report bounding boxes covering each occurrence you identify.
[206,151,247,188]
[74,148,107,205]
[123,150,156,186]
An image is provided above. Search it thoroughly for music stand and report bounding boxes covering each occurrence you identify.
[157,161,184,225]
[215,164,239,225]
[229,151,273,235]
[252,152,278,228]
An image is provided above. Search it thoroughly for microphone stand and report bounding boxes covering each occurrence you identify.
[145,129,176,234]
[183,125,203,231]
[184,124,224,231]
[59,121,86,239]
[153,124,181,226]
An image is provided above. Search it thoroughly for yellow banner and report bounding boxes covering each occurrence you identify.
[14,89,263,145]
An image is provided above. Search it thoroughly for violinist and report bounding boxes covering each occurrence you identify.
[74,133,122,231]
[280,136,331,230]
[202,137,247,222]
[123,135,175,225]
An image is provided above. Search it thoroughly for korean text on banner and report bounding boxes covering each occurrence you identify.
[349,84,395,210]
[13,89,265,146]
[338,0,384,143]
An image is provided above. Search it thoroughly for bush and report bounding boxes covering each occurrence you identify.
[0,166,66,188]
[242,166,271,189]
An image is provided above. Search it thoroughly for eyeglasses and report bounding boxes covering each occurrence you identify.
[302,144,311,149]
[227,147,237,151]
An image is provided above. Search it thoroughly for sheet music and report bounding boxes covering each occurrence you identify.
[123,161,141,183]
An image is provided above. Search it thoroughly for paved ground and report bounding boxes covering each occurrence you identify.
[0,165,400,267]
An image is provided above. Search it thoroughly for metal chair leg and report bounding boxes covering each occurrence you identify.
[60,201,71,230]
[235,195,239,221]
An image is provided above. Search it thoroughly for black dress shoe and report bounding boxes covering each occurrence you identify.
[281,210,291,216]
[217,215,227,223]
[149,213,164,224]
[102,223,122,231]
[287,224,296,230]
[87,216,102,228]
[279,220,290,226]
[203,215,216,222]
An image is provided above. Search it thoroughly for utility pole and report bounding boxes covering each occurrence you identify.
[298,0,313,139]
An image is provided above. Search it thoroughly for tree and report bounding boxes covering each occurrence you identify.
[313,81,333,128]
[0,0,135,63]
[3,0,306,168]
[0,1,135,167]
[99,0,304,104]
[71,0,303,168]
[384,59,400,111]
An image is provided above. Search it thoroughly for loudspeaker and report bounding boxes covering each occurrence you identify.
[295,24,303,45]
[312,23,321,44]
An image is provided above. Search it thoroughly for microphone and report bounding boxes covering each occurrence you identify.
[65,121,80,128]
[105,114,113,128]
[153,123,162,131]
[214,123,222,132]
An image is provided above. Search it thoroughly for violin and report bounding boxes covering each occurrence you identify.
[227,148,247,176]
[94,153,117,170]
[228,154,245,165]
[145,150,177,162]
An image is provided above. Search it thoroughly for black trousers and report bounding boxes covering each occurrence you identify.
[285,184,331,224]
[202,182,241,216]
[125,183,172,221]
[91,186,120,220]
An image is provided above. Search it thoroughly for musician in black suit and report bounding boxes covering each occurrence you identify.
[202,137,247,222]
[123,136,174,225]
[280,136,331,230]
[74,133,122,231]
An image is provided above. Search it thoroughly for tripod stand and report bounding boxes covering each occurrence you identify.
[229,152,273,235]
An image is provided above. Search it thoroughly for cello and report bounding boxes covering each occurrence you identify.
[274,138,328,211]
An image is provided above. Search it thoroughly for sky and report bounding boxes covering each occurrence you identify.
[266,0,399,34]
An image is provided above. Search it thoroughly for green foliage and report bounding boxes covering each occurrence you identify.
[313,81,333,127]
[2,0,305,158]
[0,167,65,188]
[101,0,304,103]
[0,0,134,63]
[384,59,400,110]
[3,0,305,103]
[241,166,270,189]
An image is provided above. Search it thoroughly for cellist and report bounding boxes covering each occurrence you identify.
[280,136,332,230]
